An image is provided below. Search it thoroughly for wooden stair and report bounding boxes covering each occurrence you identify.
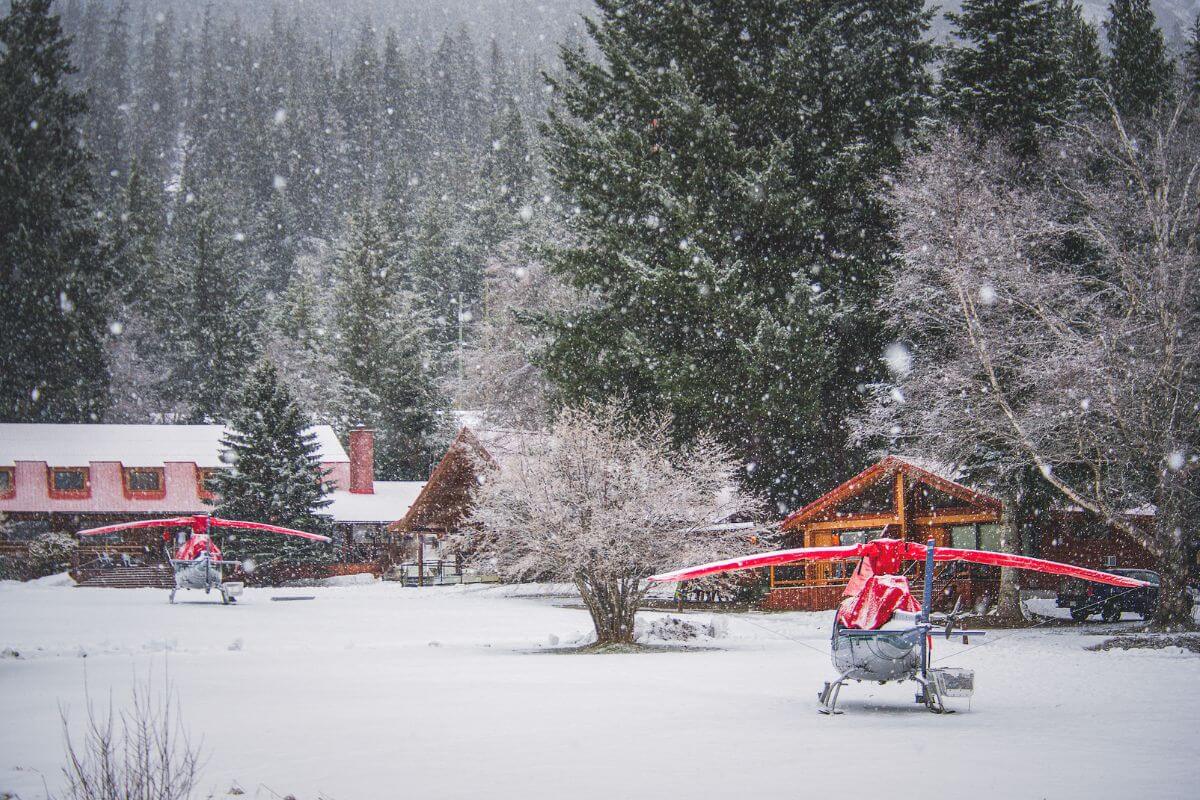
[75,564,175,589]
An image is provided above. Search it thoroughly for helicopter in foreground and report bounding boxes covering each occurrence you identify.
[79,514,331,604]
[651,538,1146,713]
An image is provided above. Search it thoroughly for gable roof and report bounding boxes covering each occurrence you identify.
[388,426,545,534]
[782,454,1001,531]
[323,481,426,524]
[0,423,349,468]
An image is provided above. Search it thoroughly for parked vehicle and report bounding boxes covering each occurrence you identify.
[1057,568,1160,622]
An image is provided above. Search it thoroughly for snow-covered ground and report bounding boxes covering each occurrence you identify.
[2,580,1197,800]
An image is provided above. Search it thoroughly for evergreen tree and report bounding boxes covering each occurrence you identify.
[337,20,383,199]
[165,187,259,421]
[264,251,345,425]
[407,189,483,349]
[942,0,1075,154]
[86,0,131,191]
[210,360,333,564]
[381,27,416,164]
[0,0,113,422]
[333,206,447,479]
[1105,0,1174,117]
[1055,0,1106,111]
[1184,13,1200,92]
[542,0,936,507]
[133,8,178,183]
[476,102,534,248]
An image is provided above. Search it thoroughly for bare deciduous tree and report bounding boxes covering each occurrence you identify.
[466,400,762,645]
[863,100,1199,629]
[453,215,583,429]
[57,677,204,800]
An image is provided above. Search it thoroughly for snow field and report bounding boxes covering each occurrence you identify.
[1,580,1197,800]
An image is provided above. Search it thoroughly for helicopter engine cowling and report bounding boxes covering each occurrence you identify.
[831,620,923,682]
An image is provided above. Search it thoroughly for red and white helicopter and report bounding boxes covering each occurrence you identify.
[78,514,331,604]
[651,538,1147,713]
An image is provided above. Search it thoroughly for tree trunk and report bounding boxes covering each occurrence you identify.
[576,575,641,645]
[1149,493,1194,631]
[994,505,1024,620]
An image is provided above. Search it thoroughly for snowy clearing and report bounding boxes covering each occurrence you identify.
[1,581,1198,800]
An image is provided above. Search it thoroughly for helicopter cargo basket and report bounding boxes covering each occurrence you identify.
[930,667,975,698]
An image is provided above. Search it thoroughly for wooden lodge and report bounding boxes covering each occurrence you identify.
[763,455,1005,611]
[385,426,539,584]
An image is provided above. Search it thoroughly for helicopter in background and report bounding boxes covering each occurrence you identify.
[79,514,331,604]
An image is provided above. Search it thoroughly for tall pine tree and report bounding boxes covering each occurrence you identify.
[542,0,935,507]
[1183,13,1200,93]
[1104,0,1174,117]
[942,0,1076,154]
[85,0,131,192]
[210,360,332,565]
[334,206,448,479]
[165,186,259,421]
[0,0,113,422]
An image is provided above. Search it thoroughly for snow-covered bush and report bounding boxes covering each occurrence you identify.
[1,531,79,580]
[467,399,762,645]
[26,532,78,577]
[636,615,728,643]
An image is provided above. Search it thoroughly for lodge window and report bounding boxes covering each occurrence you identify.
[0,467,14,499]
[196,468,222,500]
[122,467,165,499]
[49,467,90,498]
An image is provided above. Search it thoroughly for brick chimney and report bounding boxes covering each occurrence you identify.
[348,427,375,494]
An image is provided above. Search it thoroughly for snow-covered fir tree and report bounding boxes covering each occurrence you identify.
[0,0,114,423]
[541,0,936,509]
[407,189,484,349]
[1183,12,1200,91]
[941,0,1081,154]
[164,184,260,422]
[209,360,333,565]
[1105,0,1175,117]
[332,205,449,479]
[84,0,132,195]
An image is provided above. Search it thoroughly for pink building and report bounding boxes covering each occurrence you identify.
[0,424,422,543]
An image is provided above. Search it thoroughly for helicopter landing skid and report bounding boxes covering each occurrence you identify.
[817,671,853,714]
[914,675,952,714]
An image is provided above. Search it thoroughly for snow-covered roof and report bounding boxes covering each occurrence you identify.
[323,481,426,523]
[0,423,349,468]
[884,454,963,484]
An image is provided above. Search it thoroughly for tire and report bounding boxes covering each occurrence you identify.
[1070,607,1091,622]
[1101,603,1121,623]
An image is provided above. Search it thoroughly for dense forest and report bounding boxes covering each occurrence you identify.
[4,0,589,479]
[2,0,1198,537]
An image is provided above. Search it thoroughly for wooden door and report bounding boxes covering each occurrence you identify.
[807,531,840,585]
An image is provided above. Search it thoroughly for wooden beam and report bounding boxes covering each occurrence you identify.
[804,514,900,532]
[895,469,909,541]
[914,511,1000,526]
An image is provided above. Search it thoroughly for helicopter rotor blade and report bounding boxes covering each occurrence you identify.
[917,545,1147,588]
[77,517,197,537]
[649,544,864,583]
[207,517,332,543]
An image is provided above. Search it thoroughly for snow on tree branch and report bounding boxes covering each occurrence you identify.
[466,399,763,644]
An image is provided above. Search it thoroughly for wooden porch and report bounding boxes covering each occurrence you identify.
[764,456,1004,611]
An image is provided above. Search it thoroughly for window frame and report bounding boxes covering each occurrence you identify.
[0,467,14,500]
[122,466,166,500]
[196,467,221,501]
[48,466,91,499]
